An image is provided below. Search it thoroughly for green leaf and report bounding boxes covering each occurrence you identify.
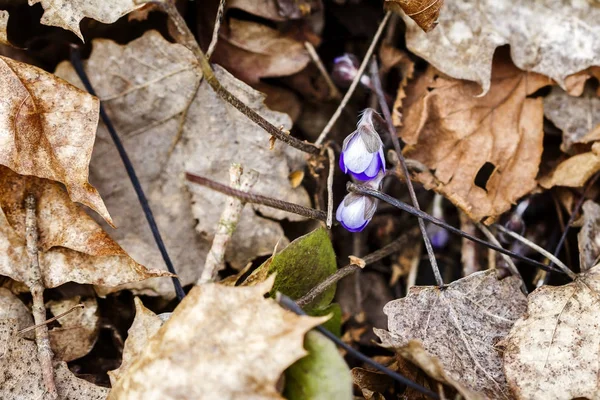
[310,303,342,337]
[284,331,353,400]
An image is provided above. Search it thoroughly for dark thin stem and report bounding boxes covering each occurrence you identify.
[186,173,327,221]
[348,183,563,273]
[279,294,440,399]
[70,47,185,301]
[369,59,443,286]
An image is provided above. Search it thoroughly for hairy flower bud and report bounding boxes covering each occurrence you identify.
[332,54,372,88]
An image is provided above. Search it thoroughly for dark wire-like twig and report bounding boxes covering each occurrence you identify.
[348,183,563,273]
[70,47,185,301]
[186,172,327,221]
[278,294,440,399]
[369,58,443,286]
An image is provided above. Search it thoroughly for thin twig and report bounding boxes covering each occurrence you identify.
[198,164,259,284]
[25,194,58,400]
[186,172,327,221]
[476,223,528,294]
[304,41,341,100]
[296,228,419,308]
[19,304,85,335]
[325,146,335,228]
[279,294,439,400]
[206,0,226,59]
[406,240,422,290]
[369,57,443,286]
[347,183,563,273]
[158,1,320,155]
[314,11,391,146]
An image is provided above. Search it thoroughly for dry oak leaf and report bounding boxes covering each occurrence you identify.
[579,200,600,272]
[107,297,164,386]
[0,166,169,289]
[108,277,326,400]
[0,55,111,225]
[538,151,600,189]
[55,30,309,297]
[375,270,527,399]
[0,319,109,400]
[384,0,443,32]
[29,0,143,40]
[400,0,600,95]
[502,264,600,399]
[400,57,551,223]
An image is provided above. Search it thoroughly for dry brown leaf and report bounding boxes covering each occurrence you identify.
[108,297,163,386]
[544,86,600,153]
[0,287,32,331]
[228,0,322,21]
[56,31,309,297]
[539,152,600,189]
[379,44,415,128]
[0,319,109,399]
[0,10,7,45]
[502,264,600,399]
[400,0,600,95]
[48,297,99,362]
[0,55,111,225]
[384,0,443,32]
[400,57,550,223]
[579,201,600,272]
[108,277,326,399]
[212,18,310,84]
[375,270,527,399]
[351,367,393,400]
[29,0,142,40]
[0,166,169,289]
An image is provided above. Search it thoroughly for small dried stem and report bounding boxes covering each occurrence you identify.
[304,41,341,100]
[297,228,419,308]
[159,1,320,155]
[25,194,57,400]
[206,0,226,59]
[314,11,391,146]
[19,304,85,335]
[199,164,259,284]
[325,146,335,228]
[186,172,327,221]
[406,241,422,290]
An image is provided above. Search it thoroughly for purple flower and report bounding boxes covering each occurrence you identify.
[339,109,386,181]
[332,54,372,88]
[336,171,384,232]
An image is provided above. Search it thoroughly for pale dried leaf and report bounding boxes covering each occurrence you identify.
[29,0,142,40]
[375,270,527,399]
[48,297,99,362]
[0,287,32,331]
[384,0,443,32]
[0,10,7,45]
[56,31,309,297]
[0,56,111,224]
[539,152,600,189]
[544,86,600,153]
[108,297,164,386]
[503,264,600,399]
[108,277,326,399]
[0,319,109,399]
[400,58,550,223]
[579,201,600,272]
[401,0,600,95]
[0,166,169,289]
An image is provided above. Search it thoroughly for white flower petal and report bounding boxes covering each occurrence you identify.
[340,196,368,229]
[343,136,373,173]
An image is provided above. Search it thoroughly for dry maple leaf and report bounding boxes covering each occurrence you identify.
[0,166,169,289]
[55,30,309,297]
[384,0,443,32]
[48,297,99,362]
[399,56,551,223]
[375,270,527,399]
[108,277,326,399]
[0,319,109,399]
[29,0,142,40]
[399,0,600,95]
[502,264,600,399]
[0,55,111,225]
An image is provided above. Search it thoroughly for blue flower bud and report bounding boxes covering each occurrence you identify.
[339,109,386,181]
[336,171,384,232]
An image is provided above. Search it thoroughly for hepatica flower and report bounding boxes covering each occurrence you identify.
[339,108,385,181]
[332,54,372,88]
[336,171,384,232]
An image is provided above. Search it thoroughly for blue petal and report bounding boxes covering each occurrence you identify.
[340,219,370,232]
[339,152,348,173]
[350,156,382,181]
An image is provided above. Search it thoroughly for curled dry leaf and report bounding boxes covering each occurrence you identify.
[0,319,109,399]
[544,86,600,153]
[108,277,326,399]
[351,367,394,400]
[0,56,111,225]
[578,200,600,272]
[400,0,600,95]
[503,264,600,399]
[29,0,142,40]
[227,0,323,22]
[0,166,169,289]
[399,57,550,223]
[108,297,163,386]
[48,297,99,362]
[0,287,32,331]
[384,0,443,32]
[375,270,527,399]
[538,151,600,189]
[55,31,309,297]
